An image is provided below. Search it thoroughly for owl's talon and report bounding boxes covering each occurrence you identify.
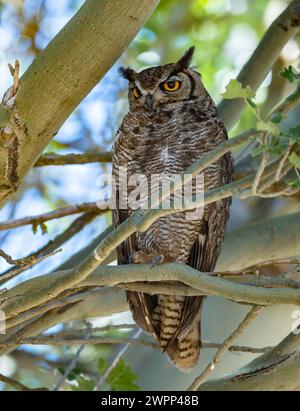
[150,255,164,268]
[131,251,164,266]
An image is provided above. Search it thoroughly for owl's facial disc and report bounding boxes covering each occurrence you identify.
[128,73,192,112]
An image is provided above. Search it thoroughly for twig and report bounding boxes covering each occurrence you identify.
[0,249,36,266]
[1,334,158,351]
[4,288,99,330]
[0,211,98,284]
[252,150,269,195]
[202,341,271,354]
[275,142,294,181]
[4,331,269,355]
[94,329,142,391]
[8,60,20,95]
[255,186,299,198]
[0,248,62,284]
[0,202,105,231]
[188,306,262,391]
[242,258,300,272]
[35,151,112,167]
[45,324,137,339]
[0,372,48,391]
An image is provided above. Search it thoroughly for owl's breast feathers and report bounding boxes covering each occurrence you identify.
[112,97,234,370]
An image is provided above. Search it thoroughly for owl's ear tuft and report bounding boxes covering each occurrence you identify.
[119,67,137,82]
[176,46,195,71]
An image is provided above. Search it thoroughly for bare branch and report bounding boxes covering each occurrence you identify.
[53,332,89,391]
[0,248,62,286]
[34,151,112,167]
[0,372,49,391]
[0,211,98,285]
[1,335,159,350]
[94,329,142,391]
[0,202,105,231]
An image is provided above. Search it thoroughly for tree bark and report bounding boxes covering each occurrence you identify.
[198,331,300,391]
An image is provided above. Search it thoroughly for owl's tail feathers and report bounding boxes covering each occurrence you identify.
[127,291,202,371]
[156,295,202,371]
[164,315,201,371]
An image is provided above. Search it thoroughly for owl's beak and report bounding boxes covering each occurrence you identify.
[146,94,153,112]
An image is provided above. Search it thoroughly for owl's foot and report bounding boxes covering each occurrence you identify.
[150,255,164,268]
[131,251,164,267]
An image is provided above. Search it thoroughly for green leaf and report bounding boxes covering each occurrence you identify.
[280,66,300,83]
[72,376,95,391]
[288,180,300,189]
[270,112,284,124]
[106,359,140,391]
[222,79,255,100]
[246,98,257,109]
[98,357,108,375]
[289,152,300,169]
[96,357,139,391]
[284,125,300,142]
[257,120,280,136]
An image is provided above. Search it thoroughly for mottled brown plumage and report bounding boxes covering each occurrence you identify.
[112,47,234,370]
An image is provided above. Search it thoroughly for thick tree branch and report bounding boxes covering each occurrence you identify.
[198,330,300,391]
[0,0,160,208]
[3,260,300,322]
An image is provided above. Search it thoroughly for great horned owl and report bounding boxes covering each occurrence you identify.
[112,47,233,370]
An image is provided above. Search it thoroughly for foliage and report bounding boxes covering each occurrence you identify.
[280,66,300,83]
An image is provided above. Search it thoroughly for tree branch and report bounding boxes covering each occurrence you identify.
[218,0,300,130]
[0,211,98,285]
[198,329,300,391]
[0,372,49,391]
[0,202,105,231]
[34,151,112,167]
[0,0,160,208]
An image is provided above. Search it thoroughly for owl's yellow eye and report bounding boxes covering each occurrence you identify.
[132,87,141,98]
[162,80,181,92]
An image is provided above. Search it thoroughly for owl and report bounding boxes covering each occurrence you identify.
[112,47,233,370]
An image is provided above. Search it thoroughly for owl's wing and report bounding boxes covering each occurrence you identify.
[112,207,135,265]
[179,151,234,340]
[112,190,159,338]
